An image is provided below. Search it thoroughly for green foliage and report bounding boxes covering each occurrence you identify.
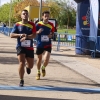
[58,28,76,34]
[0,0,23,24]
[0,3,10,23]
[0,0,76,28]
[46,0,76,28]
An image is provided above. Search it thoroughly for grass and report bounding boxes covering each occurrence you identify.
[57,28,76,34]
[56,38,75,42]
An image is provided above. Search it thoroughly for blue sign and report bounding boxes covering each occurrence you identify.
[76,0,90,54]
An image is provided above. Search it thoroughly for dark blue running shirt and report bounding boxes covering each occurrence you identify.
[11,21,36,50]
[36,21,54,48]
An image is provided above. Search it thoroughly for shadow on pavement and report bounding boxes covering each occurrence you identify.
[0,95,69,100]
[41,79,100,87]
[0,56,18,64]
[51,53,91,58]
[0,51,16,54]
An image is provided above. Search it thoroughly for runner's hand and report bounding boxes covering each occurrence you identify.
[48,32,53,38]
[20,34,26,38]
[20,37,26,42]
[37,28,43,34]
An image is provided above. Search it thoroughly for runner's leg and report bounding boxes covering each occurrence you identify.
[41,51,51,77]
[17,47,26,86]
[36,54,42,80]
[25,57,34,74]
[43,51,51,67]
[36,48,44,80]
[26,57,34,69]
[42,47,51,68]
[36,48,44,71]
[37,54,42,70]
[18,54,25,80]
[25,49,34,74]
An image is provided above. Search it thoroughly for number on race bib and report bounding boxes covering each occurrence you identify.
[21,40,31,47]
[41,35,49,42]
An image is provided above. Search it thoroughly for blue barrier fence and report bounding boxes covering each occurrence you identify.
[0,26,100,58]
[52,33,75,51]
[53,34,100,58]
[0,26,12,36]
[76,35,96,58]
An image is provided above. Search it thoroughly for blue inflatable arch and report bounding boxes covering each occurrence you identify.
[74,0,99,55]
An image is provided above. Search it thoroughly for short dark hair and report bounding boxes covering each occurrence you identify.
[42,11,50,16]
[21,9,28,13]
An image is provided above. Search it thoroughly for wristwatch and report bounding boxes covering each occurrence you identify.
[20,34,22,38]
[25,34,28,39]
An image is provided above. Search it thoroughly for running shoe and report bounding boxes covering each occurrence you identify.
[19,80,24,87]
[26,67,31,74]
[36,73,41,80]
[41,68,46,77]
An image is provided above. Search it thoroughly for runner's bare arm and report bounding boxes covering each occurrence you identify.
[27,32,36,39]
[10,33,24,38]
[36,28,43,34]
[20,33,36,42]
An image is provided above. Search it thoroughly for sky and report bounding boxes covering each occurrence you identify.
[1,0,10,5]
[0,0,77,6]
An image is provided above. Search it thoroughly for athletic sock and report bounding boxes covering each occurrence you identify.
[20,79,24,81]
[37,70,40,73]
[42,66,45,70]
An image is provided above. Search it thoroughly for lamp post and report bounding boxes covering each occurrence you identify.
[8,0,12,35]
[39,0,42,21]
[0,0,1,7]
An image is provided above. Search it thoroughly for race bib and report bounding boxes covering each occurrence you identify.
[21,40,31,47]
[41,35,49,42]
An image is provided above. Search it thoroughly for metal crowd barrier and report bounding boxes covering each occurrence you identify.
[0,27,100,58]
[0,26,2,33]
[52,34,99,58]
[96,36,100,54]
[52,33,76,51]
[76,35,97,58]
[0,26,12,36]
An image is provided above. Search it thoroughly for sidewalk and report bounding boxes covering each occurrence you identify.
[0,33,100,100]
[52,47,100,84]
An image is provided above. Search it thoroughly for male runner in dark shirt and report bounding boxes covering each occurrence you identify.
[10,9,36,86]
[35,11,54,80]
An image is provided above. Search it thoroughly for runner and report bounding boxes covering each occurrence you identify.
[35,11,55,80]
[10,9,36,86]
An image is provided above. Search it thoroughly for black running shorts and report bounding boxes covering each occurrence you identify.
[36,47,52,55]
[17,47,34,58]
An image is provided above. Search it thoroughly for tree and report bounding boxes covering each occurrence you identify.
[45,0,61,19]
[0,0,76,27]
[56,0,76,28]
[0,3,10,23]
[0,0,23,24]
[14,0,46,20]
